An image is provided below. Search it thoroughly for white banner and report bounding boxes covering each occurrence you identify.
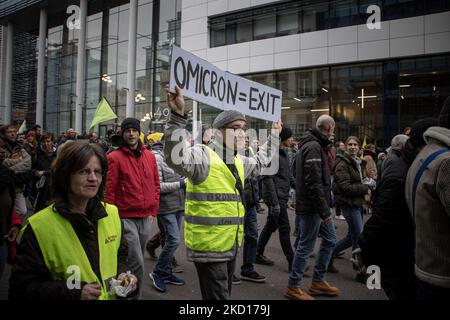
[169,45,282,122]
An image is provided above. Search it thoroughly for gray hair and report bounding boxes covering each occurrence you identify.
[316,115,335,132]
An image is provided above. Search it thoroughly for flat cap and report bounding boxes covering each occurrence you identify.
[212,110,246,129]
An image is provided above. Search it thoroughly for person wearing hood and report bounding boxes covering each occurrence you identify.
[163,85,281,300]
[327,136,370,277]
[380,134,409,180]
[405,97,450,300]
[359,117,436,300]
[148,135,187,292]
[285,115,339,300]
[105,117,160,298]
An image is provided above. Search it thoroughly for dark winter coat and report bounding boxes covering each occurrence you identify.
[34,147,56,172]
[295,128,331,218]
[359,140,416,277]
[333,153,369,209]
[262,148,295,206]
[9,203,129,300]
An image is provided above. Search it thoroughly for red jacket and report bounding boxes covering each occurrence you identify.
[105,144,160,218]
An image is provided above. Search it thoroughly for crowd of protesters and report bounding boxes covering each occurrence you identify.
[0,93,449,301]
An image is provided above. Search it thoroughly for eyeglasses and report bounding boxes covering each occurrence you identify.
[225,126,248,135]
[76,168,103,178]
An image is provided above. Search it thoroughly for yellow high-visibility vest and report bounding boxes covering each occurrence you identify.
[184,145,245,259]
[26,203,121,300]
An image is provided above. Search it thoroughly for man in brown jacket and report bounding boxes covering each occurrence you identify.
[405,97,450,300]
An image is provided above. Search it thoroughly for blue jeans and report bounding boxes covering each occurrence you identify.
[241,207,258,274]
[153,211,183,278]
[288,214,336,287]
[334,207,363,253]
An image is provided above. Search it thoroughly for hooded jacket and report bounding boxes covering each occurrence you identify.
[105,142,160,218]
[151,142,185,215]
[405,126,450,289]
[295,128,332,218]
[333,153,369,209]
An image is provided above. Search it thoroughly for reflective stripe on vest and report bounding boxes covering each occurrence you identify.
[184,145,245,254]
[186,192,242,202]
[27,203,121,300]
[185,215,245,226]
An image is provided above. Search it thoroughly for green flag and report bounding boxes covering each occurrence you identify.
[89,97,117,132]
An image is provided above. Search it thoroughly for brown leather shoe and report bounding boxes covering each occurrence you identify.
[284,287,315,300]
[309,280,339,296]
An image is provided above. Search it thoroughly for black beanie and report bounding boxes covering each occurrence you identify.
[279,126,293,142]
[409,117,437,148]
[121,118,141,136]
[438,96,450,129]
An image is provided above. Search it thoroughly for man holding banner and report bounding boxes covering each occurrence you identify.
[163,85,281,300]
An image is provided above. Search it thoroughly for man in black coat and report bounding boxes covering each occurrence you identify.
[285,115,339,300]
[359,118,436,300]
[255,127,296,271]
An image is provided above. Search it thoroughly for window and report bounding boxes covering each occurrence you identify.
[302,0,329,32]
[328,0,359,29]
[277,3,300,36]
[236,19,252,43]
[253,9,276,40]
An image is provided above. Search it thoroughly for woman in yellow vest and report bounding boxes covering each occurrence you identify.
[9,141,137,300]
[163,85,282,300]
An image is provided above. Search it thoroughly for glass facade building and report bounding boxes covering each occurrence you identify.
[0,0,449,149]
[0,0,181,134]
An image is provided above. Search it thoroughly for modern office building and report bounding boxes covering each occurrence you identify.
[1,0,449,147]
[0,0,181,136]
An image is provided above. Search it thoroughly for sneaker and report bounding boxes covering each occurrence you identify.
[255,254,275,266]
[240,271,266,283]
[232,275,242,285]
[164,274,185,286]
[309,280,339,296]
[284,287,315,300]
[149,272,166,292]
[351,248,365,272]
[146,245,158,261]
[335,215,346,221]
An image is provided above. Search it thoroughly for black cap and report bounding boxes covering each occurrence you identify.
[279,126,293,142]
[438,96,450,129]
[121,118,141,136]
